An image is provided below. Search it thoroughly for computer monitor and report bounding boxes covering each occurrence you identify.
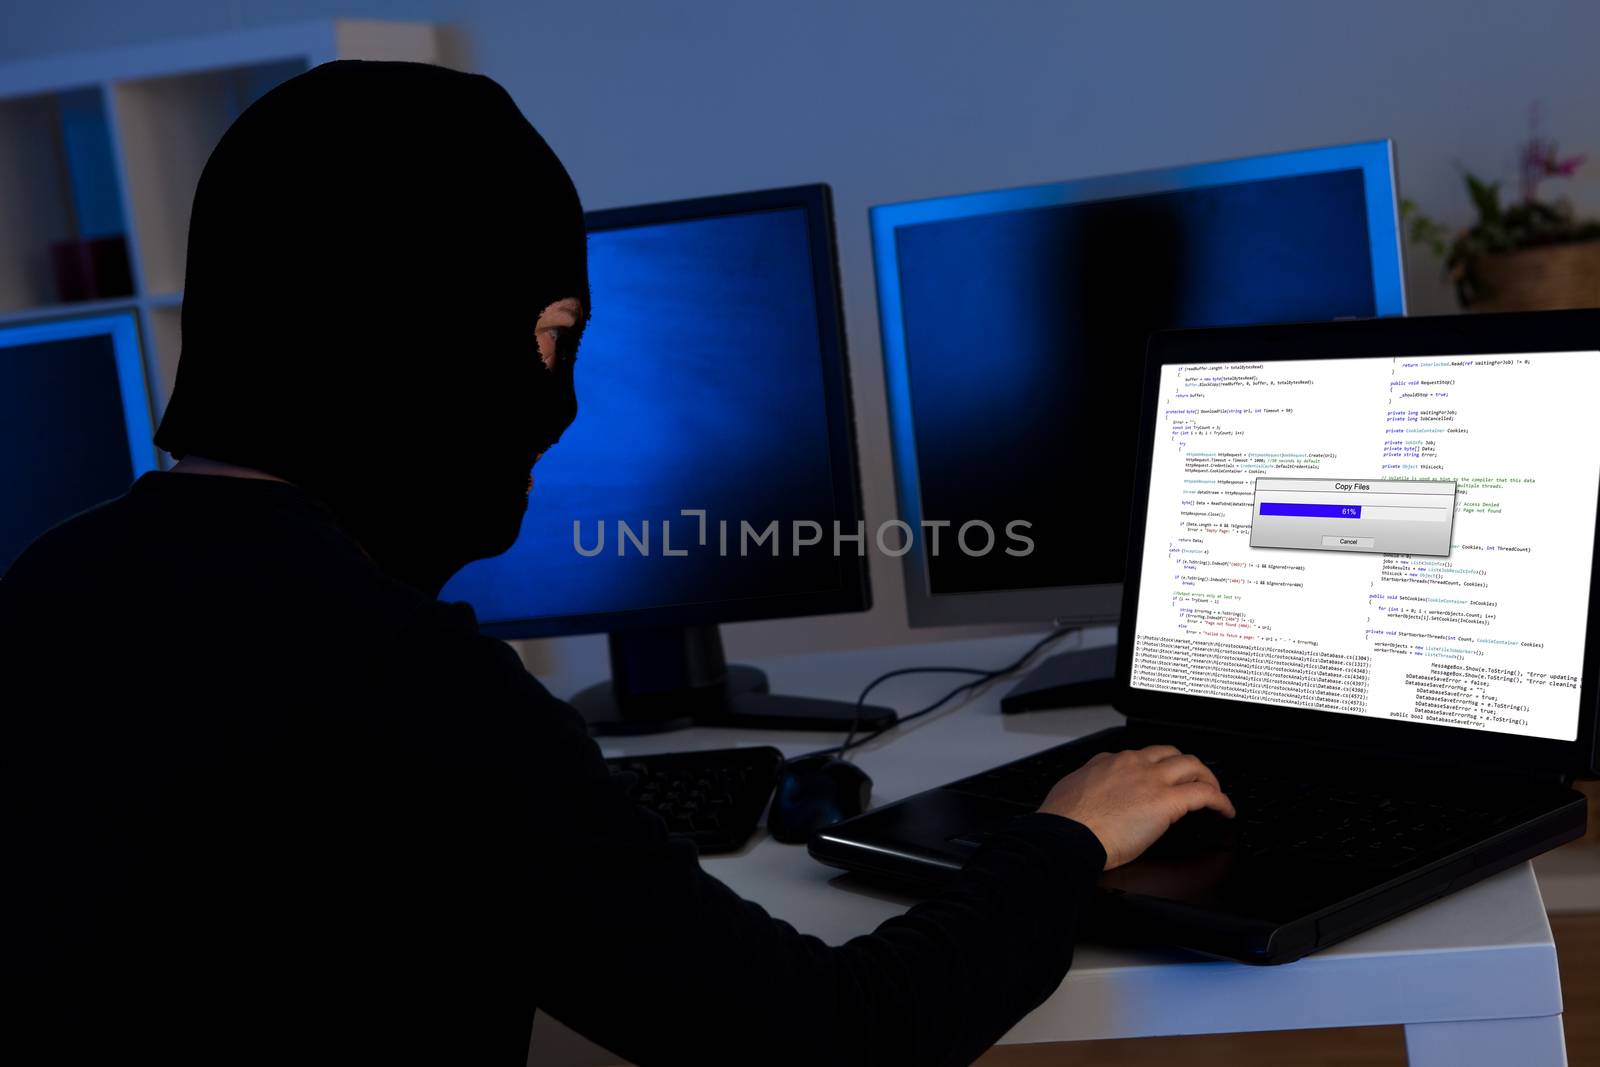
[871,141,1408,711]
[871,140,1408,639]
[441,184,890,734]
[0,310,158,573]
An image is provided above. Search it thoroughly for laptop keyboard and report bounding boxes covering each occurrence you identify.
[949,745,1514,870]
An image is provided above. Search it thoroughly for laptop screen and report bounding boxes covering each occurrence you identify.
[1128,349,1600,743]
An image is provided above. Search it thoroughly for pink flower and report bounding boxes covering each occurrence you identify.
[1553,154,1586,177]
[1520,136,1585,201]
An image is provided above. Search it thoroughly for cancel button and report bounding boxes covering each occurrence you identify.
[1321,535,1375,549]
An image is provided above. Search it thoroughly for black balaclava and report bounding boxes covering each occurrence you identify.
[155,61,588,596]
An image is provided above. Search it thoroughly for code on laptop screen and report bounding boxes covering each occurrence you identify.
[1129,351,1600,743]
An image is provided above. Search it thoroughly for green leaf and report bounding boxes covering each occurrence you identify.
[1465,173,1502,226]
[1399,197,1451,259]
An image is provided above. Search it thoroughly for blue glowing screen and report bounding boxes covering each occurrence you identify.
[891,168,1380,595]
[0,312,156,572]
[442,206,845,629]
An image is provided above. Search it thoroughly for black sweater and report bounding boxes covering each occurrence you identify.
[1,472,1105,1066]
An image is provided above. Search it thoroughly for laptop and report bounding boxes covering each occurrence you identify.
[811,311,1597,965]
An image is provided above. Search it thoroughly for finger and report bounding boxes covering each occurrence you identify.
[1135,745,1183,763]
[1154,754,1221,793]
[1173,781,1236,819]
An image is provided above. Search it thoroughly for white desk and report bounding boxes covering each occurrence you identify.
[528,633,1568,1067]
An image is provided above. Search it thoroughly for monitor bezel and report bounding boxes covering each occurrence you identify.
[0,308,159,480]
[1117,310,1600,780]
[477,183,873,640]
[870,139,1408,629]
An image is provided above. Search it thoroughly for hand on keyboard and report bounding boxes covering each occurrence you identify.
[1038,745,1236,870]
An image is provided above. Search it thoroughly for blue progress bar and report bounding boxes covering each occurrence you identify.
[1259,502,1361,518]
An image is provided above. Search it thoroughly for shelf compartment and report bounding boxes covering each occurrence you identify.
[0,86,133,313]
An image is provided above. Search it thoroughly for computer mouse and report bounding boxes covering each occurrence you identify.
[766,755,872,844]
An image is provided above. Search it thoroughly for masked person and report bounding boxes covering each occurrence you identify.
[1,62,1231,1066]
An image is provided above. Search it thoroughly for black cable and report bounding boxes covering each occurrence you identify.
[823,625,1082,759]
[835,666,991,753]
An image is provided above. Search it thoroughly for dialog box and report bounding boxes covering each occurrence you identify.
[1249,477,1456,557]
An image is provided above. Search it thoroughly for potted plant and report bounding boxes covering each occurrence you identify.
[1404,114,1600,311]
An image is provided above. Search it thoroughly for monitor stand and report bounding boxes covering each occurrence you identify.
[571,624,898,737]
[999,643,1118,714]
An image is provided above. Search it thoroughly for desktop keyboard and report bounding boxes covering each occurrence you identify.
[606,746,785,854]
[949,745,1512,871]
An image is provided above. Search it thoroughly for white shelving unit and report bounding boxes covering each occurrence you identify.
[0,20,443,455]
